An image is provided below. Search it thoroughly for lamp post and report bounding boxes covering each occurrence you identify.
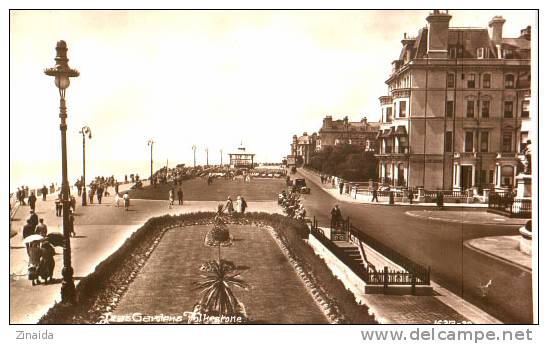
[220,149,223,167]
[205,147,209,167]
[44,40,79,304]
[147,139,154,186]
[192,144,197,168]
[79,126,91,206]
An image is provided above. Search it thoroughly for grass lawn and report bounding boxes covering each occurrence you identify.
[112,224,328,324]
[126,178,285,201]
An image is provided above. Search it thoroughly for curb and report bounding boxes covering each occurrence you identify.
[405,211,528,226]
[463,239,532,273]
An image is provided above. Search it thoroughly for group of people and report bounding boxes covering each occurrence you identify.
[21,210,56,285]
[168,188,184,208]
[222,195,248,214]
[278,190,306,220]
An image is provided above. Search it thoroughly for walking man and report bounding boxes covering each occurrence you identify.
[41,185,48,201]
[339,181,344,195]
[371,188,379,203]
[97,184,104,204]
[28,192,37,212]
[35,218,48,237]
[177,187,183,205]
[330,205,342,230]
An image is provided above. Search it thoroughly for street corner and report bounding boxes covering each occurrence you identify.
[405,210,529,226]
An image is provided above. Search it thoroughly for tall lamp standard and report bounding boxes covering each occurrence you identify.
[205,147,209,167]
[147,139,154,186]
[79,126,91,206]
[220,149,223,167]
[192,144,197,168]
[44,40,79,304]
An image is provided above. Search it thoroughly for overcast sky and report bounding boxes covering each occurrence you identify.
[9,10,535,189]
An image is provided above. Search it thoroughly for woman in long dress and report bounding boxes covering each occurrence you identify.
[38,240,55,284]
[224,197,234,214]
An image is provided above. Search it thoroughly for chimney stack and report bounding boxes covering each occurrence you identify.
[520,26,531,41]
[489,16,506,44]
[425,10,452,58]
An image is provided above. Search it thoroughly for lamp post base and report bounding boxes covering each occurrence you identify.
[61,266,76,304]
[82,190,87,206]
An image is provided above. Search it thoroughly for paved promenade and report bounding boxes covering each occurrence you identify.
[9,185,281,324]
[298,168,488,208]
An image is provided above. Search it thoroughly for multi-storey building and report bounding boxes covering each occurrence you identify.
[376,11,531,192]
[317,116,379,152]
[289,132,317,165]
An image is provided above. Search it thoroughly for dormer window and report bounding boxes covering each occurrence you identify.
[476,47,484,59]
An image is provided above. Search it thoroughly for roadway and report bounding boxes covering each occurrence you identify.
[296,170,533,324]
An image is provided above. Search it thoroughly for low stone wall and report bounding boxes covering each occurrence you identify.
[307,235,368,305]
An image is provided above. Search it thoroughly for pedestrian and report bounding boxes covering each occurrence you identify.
[371,188,379,202]
[330,205,342,229]
[339,181,344,195]
[224,196,234,214]
[408,188,414,205]
[41,185,48,201]
[97,185,104,204]
[114,182,119,195]
[38,240,55,284]
[35,218,48,237]
[114,193,121,207]
[76,180,82,196]
[22,219,35,253]
[28,192,37,212]
[69,210,76,237]
[177,187,183,205]
[28,241,41,286]
[239,196,248,213]
[123,192,130,211]
[54,196,62,217]
[89,186,95,204]
[70,195,76,212]
[28,209,39,230]
[388,191,395,205]
[169,188,174,208]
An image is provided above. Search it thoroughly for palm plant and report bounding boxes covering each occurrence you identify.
[194,259,250,317]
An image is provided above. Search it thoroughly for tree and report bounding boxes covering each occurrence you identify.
[307,144,377,181]
[194,260,249,317]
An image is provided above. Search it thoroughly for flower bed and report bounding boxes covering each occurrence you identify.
[38,212,377,324]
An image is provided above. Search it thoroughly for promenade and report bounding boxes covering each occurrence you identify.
[9,182,281,324]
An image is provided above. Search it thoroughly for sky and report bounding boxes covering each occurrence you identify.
[9,10,535,190]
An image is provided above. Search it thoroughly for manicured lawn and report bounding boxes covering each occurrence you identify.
[112,224,328,324]
[126,178,285,201]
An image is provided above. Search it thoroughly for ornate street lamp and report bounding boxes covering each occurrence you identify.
[44,40,79,304]
[205,147,209,167]
[79,126,91,206]
[147,139,155,186]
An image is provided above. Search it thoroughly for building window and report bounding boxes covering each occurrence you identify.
[521,100,530,118]
[445,132,453,152]
[466,100,475,118]
[520,131,528,153]
[480,131,489,152]
[399,100,407,117]
[386,107,393,122]
[489,170,494,184]
[505,74,515,88]
[482,74,491,88]
[467,74,476,88]
[477,47,484,59]
[465,131,474,152]
[447,73,455,88]
[449,47,457,59]
[502,131,513,153]
[446,100,454,118]
[481,100,490,118]
[504,101,513,118]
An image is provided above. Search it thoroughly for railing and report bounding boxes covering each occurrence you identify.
[348,224,430,285]
[488,193,531,218]
[310,216,430,287]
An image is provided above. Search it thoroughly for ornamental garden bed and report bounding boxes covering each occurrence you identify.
[38,212,377,324]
